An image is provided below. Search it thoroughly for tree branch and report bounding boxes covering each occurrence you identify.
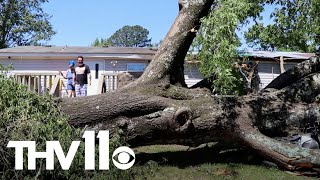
[265,56,320,90]
[57,0,320,174]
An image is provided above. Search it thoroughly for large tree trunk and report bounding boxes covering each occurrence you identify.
[60,0,320,173]
[130,0,215,87]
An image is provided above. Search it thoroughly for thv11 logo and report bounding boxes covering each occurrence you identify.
[7,131,135,170]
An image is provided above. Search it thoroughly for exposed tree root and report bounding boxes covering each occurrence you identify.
[57,0,320,175]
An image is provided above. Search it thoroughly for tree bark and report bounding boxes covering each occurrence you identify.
[266,56,320,90]
[131,0,215,87]
[60,0,320,173]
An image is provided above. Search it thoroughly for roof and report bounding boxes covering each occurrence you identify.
[1,47,315,62]
[0,46,157,61]
[0,46,157,54]
[238,50,315,60]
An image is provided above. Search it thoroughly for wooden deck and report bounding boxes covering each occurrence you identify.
[14,72,119,97]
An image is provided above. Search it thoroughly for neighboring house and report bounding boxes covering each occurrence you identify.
[0,46,202,96]
[0,46,155,96]
[186,51,316,90]
[0,46,314,96]
[240,51,315,88]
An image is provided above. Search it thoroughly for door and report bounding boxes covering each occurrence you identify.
[84,60,104,96]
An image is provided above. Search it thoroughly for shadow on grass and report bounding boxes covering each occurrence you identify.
[134,143,264,168]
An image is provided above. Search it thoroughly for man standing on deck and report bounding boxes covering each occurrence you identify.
[74,56,91,96]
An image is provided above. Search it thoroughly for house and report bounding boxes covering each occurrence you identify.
[240,51,316,88]
[186,50,316,90]
[0,46,203,96]
[0,46,313,96]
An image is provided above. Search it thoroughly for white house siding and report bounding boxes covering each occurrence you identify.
[1,59,68,72]
[182,62,300,89]
[1,59,65,96]
[79,59,105,95]
[1,55,303,94]
[257,61,299,88]
[184,64,203,87]
[104,60,204,88]
[284,62,298,71]
[101,59,149,91]
[0,59,105,96]
[182,61,300,89]
[104,59,150,72]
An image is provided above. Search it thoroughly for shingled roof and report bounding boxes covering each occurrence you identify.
[0,46,157,54]
[0,46,157,60]
[238,50,315,60]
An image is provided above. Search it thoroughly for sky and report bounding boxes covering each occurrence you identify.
[42,1,275,49]
[42,0,178,47]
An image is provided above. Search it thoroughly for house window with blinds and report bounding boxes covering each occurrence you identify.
[127,63,146,72]
[127,63,146,78]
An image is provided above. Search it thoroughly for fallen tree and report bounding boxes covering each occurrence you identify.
[60,0,320,173]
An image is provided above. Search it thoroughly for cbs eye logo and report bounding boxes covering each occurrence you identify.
[112,146,135,170]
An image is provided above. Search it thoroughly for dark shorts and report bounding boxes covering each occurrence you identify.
[67,84,75,91]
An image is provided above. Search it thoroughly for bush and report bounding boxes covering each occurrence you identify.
[0,65,131,179]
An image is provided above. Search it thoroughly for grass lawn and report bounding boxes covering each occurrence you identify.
[127,144,316,180]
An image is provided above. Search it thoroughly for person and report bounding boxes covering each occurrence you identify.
[74,56,91,96]
[59,60,76,97]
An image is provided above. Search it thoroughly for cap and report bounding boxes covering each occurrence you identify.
[69,60,75,67]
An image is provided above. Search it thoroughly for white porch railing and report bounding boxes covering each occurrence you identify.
[15,73,60,96]
[15,72,120,96]
[97,73,119,94]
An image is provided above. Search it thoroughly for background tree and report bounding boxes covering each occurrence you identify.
[151,39,163,48]
[92,25,151,47]
[0,0,56,48]
[194,0,265,95]
[59,0,320,173]
[245,0,320,52]
[193,0,319,95]
[3,0,320,178]
[91,37,110,47]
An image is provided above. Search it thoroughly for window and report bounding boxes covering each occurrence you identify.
[127,63,146,72]
[95,64,99,79]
